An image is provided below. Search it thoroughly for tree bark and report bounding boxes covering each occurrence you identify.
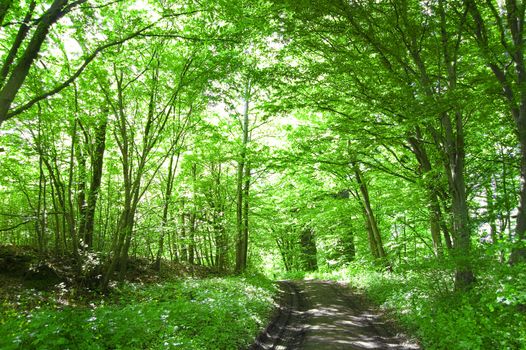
[352,161,388,265]
[300,227,318,271]
[0,0,71,123]
[408,127,444,256]
[0,0,13,26]
[83,114,108,249]
[235,84,251,273]
[466,0,526,264]
[154,151,179,271]
[0,0,36,88]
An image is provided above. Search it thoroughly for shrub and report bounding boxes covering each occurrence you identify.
[0,275,276,349]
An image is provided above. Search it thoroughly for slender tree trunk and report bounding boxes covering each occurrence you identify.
[188,163,197,265]
[155,152,179,271]
[485,181,498,244]
[408,128,444,256]
[352,162,388,265]
[242,160,250,268]
[500,147,512,239]
[212,163,227,270]
[180,204,188,262]
[36,146,46,254]
[235,159,245,272]
[300,227,318,271]
[35,107,47,254]
[66,117,80,262]
[235,86,251,274]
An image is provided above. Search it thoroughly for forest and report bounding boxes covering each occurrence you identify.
[0,0,525,349]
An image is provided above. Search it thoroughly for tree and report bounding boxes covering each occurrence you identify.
[465,0,526,263]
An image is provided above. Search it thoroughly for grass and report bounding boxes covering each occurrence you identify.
[0,274,277,350]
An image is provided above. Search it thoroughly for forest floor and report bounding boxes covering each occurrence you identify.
[0,245,276,349]
[0,244,215,303]
[252,279,420,350]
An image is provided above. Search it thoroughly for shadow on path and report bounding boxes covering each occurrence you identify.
[251,280,420,350]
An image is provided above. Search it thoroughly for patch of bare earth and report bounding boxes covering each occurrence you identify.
[251,280,420,350]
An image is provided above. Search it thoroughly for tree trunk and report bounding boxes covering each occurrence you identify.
[235,85,251,274]
[235,156,245,272]
[188,163,197,265]
[213,163,227,271]
[0,0,13,26]
[0,0,36,88]
[511,116,526,263]
[180,206,188,262]
[155,151,179,271]
[242,160,250,267]
[0,0,70,123]
[466,0,526,264]
[300,227,318,271]
[442,111,474,290]
[353,162,388,265]
[408,128,444,256]
[82,114,108,249]
[36,145,46,254]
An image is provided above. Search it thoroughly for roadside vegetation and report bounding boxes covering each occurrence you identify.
[0,272,275,350]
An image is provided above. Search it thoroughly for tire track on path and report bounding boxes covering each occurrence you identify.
[249,280,420,350]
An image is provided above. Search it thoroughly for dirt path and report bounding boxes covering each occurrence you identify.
[250,280,420,350]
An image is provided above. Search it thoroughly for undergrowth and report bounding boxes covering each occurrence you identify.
[0,274,276,349]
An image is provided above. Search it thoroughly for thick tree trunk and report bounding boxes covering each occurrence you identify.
[83,115,108,248]
[0,1,36,88]
[102,206,132,289]
[0,0,70,123]
[510,114,526,263]
[442,111,474,290]
[0,0,13,26]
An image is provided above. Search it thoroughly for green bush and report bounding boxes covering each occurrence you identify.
[0,274,276,350]
[333,261,526,350]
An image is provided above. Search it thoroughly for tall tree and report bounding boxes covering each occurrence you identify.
[465,0,526,263]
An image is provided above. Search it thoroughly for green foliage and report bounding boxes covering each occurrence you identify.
[0,275,276,350]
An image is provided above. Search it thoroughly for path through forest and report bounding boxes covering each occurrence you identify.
[251,280,420,350]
